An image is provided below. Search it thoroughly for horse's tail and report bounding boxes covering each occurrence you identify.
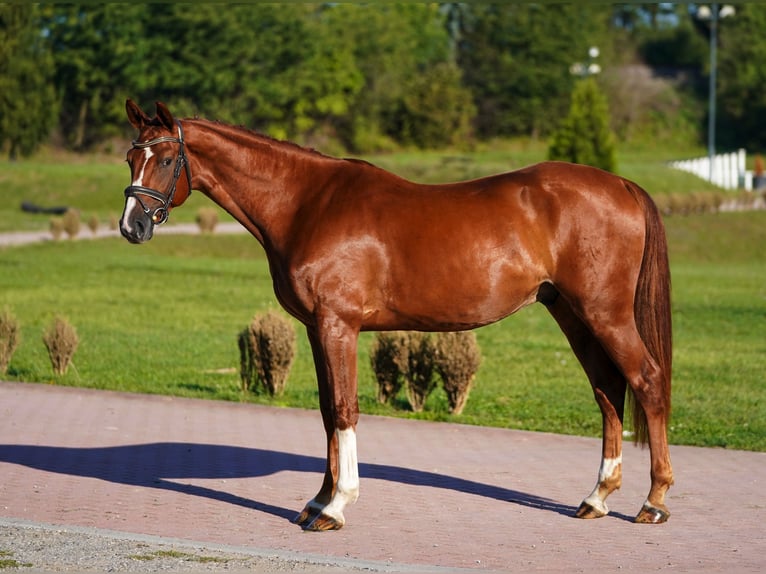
[625,181,673,447]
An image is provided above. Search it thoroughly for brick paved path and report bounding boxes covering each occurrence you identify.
[1,382,763,572]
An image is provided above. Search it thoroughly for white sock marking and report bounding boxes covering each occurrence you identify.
[319,428,359,523]
[598,454,622,483]
[582,454,622,515]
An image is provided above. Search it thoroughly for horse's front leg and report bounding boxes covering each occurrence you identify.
[294,320,360,531]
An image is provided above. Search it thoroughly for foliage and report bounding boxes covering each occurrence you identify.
[433,331,481,415]
[457,4,612,139]
[717,4,766,150]
[548,78,618,172]
[42,316,79,376]
[402,332,437,413]
[62,209,81,239]
[87,214,99,235]
[39,3,147,150]
[370,331,483,415]
[0,307,20,375]
[11,4,759,154]
[195,207,218,234]
[0,4,58,158]
[390,62,476,149]
[239,311,296,396]
[369,332,408,405]
[49,217,64,241]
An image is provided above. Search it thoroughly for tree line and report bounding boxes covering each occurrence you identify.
[2,3,765,158]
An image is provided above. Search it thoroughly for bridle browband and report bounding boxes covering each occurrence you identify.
[124,120,192,226]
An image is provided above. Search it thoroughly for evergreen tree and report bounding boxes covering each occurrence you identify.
[717,4,766,149]
[548,78,617,172]
[457,4,612,139]
[0,4,58,158]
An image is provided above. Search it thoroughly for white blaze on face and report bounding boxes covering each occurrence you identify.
[133,146,154,187]
[123,147,154,231]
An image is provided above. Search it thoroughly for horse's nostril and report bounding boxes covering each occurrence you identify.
[135,219,145,239]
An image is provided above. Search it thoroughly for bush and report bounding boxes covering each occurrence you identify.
[0,308,20,375]
[196,207,219,234]
[369,331,409,404]
[42,316,78,375]
[238,311,296,396]
[402,332,437,413]
[62,209,81,239]
[237,328,256,392]
[369,331,483,414]
[87,215,99,235]
[49,217,64,240]
[433,331,481,415]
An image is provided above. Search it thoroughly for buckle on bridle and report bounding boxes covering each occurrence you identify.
[124,121,192,226]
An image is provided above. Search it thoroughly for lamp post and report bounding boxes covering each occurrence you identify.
[697,3,735,183]
[569,46,601,78]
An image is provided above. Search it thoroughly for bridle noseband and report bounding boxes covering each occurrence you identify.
[124,121,192,226]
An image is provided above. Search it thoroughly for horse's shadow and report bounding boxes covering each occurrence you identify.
[0,442,623,523]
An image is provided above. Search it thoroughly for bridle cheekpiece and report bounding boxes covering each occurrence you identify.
[124,121,192,226]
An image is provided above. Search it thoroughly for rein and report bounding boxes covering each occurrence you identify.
[124,121,192,225]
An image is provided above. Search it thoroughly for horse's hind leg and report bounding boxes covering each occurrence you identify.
[568,300,673,524]
[543,293,627,519]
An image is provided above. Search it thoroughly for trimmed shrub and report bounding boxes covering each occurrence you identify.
[196,207,219,234]
[62,208,81,239]
[433,331,481,415]
[403,332,437,413]
[87,215,99,235]
[42,316,78,375]
[239,311,296,396]
[237,327,256,392]
[49,217,64,240]
[369,331,409,404]
[0,308,20,375]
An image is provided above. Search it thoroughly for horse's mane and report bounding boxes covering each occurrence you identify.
[186,117,347,163]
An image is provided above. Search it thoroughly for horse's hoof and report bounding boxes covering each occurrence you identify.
[635,504,670,524]
[305,512,344,532]
[293,505,320,527]
[575,500,608,519]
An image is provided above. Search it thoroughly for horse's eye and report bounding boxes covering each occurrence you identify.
[160,158,172,167]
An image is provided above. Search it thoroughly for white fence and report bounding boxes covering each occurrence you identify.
[669,148,753,191]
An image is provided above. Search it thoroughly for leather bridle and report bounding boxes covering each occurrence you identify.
[124,121,192,225]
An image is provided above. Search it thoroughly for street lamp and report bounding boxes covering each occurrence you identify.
[697,3,735,183]
[569,46,601,78]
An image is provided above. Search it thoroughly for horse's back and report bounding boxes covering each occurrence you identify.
[303,160,649,331]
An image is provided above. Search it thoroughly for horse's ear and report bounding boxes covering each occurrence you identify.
[126,99,150,129]
[155,102,175,131]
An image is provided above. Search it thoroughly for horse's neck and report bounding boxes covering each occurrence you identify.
[186,120,324,248]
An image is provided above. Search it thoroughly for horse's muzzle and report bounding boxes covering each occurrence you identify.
[120,212,154,244]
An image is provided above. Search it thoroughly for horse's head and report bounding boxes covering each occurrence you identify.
[120,99,193,244]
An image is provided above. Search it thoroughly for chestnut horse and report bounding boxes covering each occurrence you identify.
[120,100,673,530]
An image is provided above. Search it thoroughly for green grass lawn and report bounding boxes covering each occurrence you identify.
[1,145,764,450]
[2,208,764,451]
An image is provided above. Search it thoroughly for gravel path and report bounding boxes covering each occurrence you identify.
[1,518,432,574]
[0,222,247,248]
